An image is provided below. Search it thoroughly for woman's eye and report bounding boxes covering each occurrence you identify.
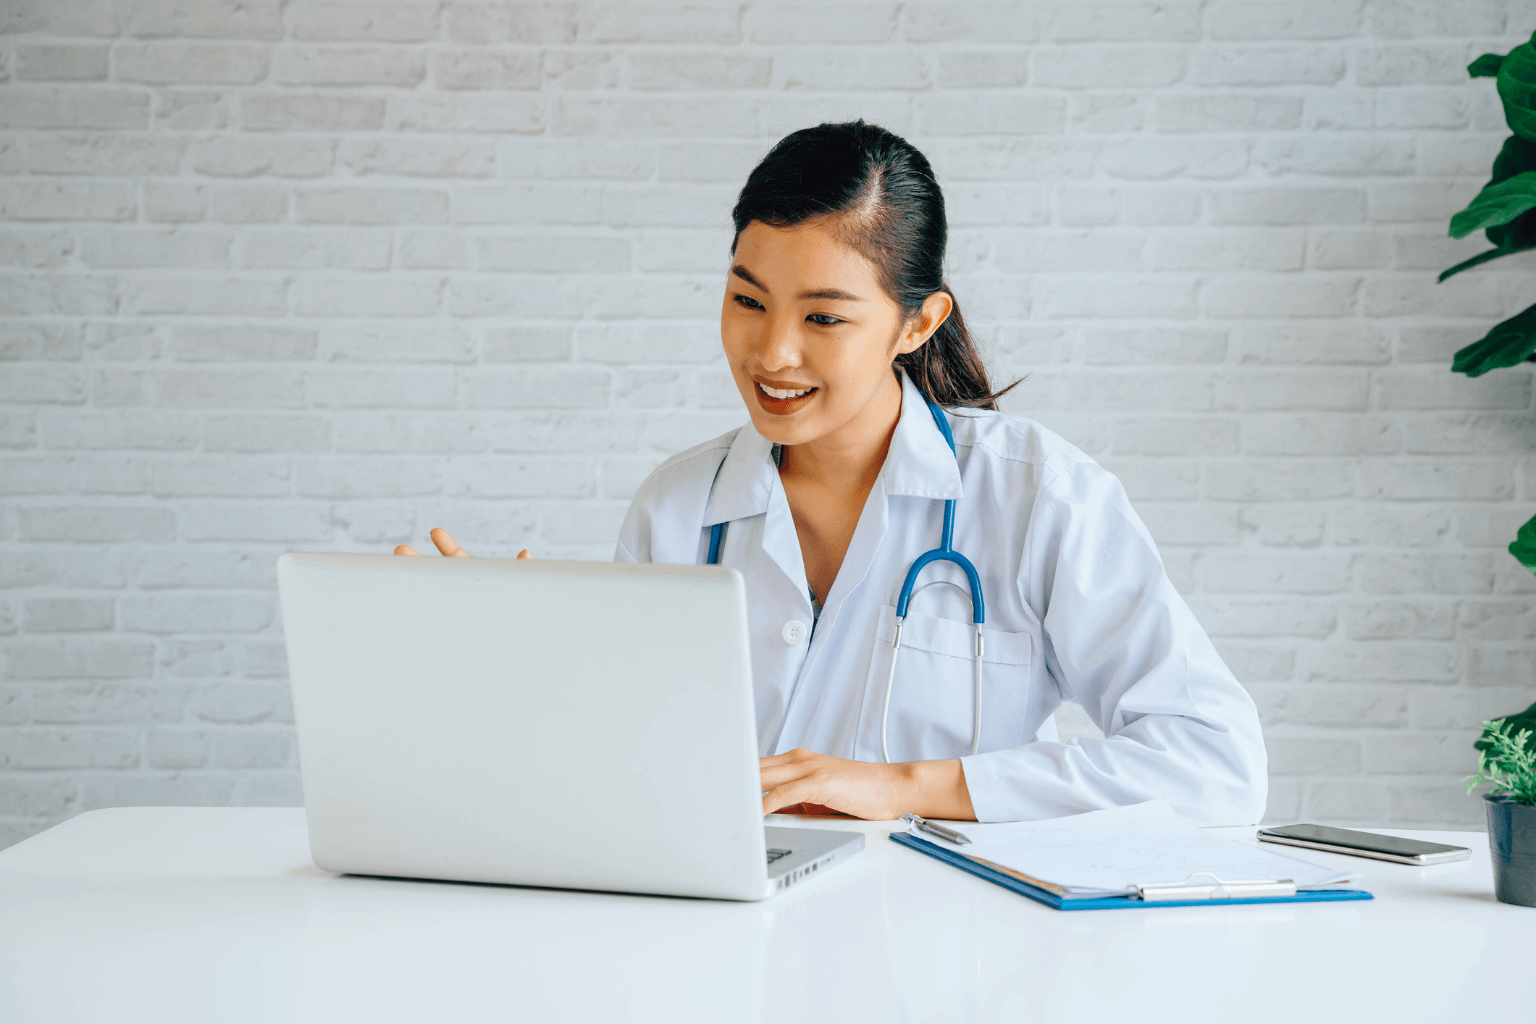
[734,294,764,311]
[807,314,841,326]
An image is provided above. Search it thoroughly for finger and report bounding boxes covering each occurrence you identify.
[516,549,530,559]
[394,545,421,556]
[762,780,818,816]
[430,527,469,557]
[758,762,816,790]
[758,749,810,768]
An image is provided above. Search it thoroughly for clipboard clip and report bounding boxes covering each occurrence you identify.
[1135,872,1297,902]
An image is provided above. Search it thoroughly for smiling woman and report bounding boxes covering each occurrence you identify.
[407,121,1269,828]
[610,120,1268,826]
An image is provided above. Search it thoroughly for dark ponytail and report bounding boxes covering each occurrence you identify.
[730,120,1018,410]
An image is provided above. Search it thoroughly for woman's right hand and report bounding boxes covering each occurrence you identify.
[394,527,528,560]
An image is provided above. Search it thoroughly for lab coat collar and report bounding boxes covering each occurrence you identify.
[701,368,963,528]
[882,369,965,501]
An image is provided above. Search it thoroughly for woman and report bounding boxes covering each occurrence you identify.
[401,121,1268,826]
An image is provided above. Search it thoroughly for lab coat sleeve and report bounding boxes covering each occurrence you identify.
[959,461,1268,827]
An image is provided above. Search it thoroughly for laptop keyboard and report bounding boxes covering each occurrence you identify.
[766,847,793,865]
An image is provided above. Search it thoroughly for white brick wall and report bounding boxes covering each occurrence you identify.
[3,0,1534,846]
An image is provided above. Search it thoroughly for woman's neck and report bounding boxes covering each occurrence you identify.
[778,370,903,494]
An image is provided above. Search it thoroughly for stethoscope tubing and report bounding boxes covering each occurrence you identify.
[706,394,987,765]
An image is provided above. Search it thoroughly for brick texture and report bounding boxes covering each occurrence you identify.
[2,0,1534,845]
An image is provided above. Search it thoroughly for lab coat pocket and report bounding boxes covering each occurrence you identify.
[860,604,1033,762]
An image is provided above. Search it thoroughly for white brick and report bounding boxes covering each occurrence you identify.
[8,639,156,680]
[18,506,176,542]
[27,135,185,177]
[915,94,1068,135]
[0,181,135,221]
[464,367,610,409]
[181,502,332,542]
[306,368,458,408]
[204,415,331,453]
[581,5,741,43]
[188,136,335,178]
[1079,328,1226,365]
[152,457,292,497]
[0,88,150,131]
[240,230,391,270]
[1048,3,1201,42]
[273,46,426,88]
[78,228,231,269]
[1205,278,1359,320]
[0,229,74,268]
[392,93,543,134]
[1209,188,1365,225]
[433,50,540,90]
[445,3,576,44]
[318,323,476,363]
[291,2,439,42]
[115,42,271,84]
[484,326,573,362]
[1112,416,1239,455]
[1204,460,1356,501]
[1033,46,1187,88]
[1189,46,1345,85]
[241,94,386,132]
[902,4,1046,43]
[1233,325,1390,365]
[290,277,442,317]
[454,184,603,225]
[1149,231,1306,272]
[1155,94,1303,133]
[23,597,116,633]
[333,413,486,454]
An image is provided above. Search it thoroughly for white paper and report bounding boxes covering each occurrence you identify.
[919,800,1355,895]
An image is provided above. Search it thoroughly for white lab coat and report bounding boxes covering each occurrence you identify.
[615,370,1268,825]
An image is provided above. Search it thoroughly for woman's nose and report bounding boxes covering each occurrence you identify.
[756,316,802,371]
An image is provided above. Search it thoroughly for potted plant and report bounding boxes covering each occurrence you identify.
[1466,702,1536,906]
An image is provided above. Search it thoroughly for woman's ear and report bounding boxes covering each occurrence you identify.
[895,291,955,356]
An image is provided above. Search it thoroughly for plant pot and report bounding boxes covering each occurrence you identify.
[1485,793,1536,907]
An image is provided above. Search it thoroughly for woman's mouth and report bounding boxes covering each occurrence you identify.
[753,378,818,414]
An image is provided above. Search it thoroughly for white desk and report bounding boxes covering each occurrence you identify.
[0,808,1530,1024]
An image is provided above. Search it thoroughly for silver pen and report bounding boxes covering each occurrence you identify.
[900,812,972,846]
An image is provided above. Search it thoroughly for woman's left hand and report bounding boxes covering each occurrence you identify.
[758,749,976,821]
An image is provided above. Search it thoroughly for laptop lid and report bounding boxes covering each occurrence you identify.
[277,553,769,900]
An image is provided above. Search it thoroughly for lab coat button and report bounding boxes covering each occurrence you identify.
[781,619,808,645]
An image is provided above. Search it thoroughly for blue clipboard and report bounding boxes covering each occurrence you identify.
[891,832,1374,910]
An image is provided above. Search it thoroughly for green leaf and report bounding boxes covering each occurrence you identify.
[1475,701,1536,757]
[1497,30,1536,143]
[1448,171,1536,238]
[1490,135,1536,185]
[1471,53,1505,78]
[1487,139,1536,250]
[1451,302,1536,376]
[1437,244,1535,282]
[1510,515,1536,575]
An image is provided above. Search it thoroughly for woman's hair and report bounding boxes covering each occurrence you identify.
[730,120,1017,410]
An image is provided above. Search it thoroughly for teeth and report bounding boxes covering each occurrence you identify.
[758,382,814,400]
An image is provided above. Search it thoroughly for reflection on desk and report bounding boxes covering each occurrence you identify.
[0,807,1530,1024]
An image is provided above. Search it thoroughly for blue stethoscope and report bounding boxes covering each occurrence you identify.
[706,396,986,763]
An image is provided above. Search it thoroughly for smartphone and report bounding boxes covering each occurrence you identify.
[1257,823,1470,865]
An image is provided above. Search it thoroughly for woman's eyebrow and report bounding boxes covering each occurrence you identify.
[730,264,767,291]
[730,264,863,302]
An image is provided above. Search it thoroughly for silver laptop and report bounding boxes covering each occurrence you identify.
[276,553,863,901]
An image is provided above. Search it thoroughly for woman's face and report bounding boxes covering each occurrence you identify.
[721,218,941,448]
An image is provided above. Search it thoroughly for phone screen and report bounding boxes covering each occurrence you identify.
[1263,824,1465,857]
